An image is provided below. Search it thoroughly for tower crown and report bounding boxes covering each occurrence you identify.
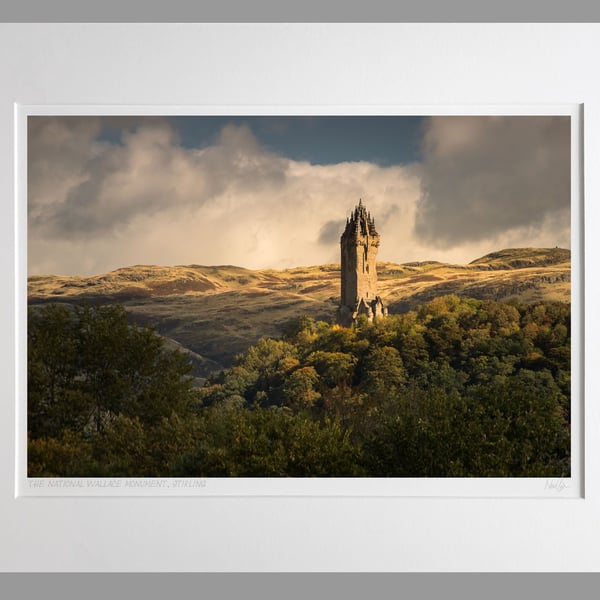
[341,199,378,239]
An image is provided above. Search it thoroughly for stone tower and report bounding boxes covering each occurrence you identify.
[338,199,387,326]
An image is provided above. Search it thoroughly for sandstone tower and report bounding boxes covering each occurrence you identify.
[338,199,387,326]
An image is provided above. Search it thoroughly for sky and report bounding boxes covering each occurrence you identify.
[27,115,571,276]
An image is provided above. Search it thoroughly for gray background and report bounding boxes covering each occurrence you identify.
[1,0,600,22]
[1,573,598,599]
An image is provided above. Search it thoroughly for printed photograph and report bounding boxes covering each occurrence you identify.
[27,115,571,478]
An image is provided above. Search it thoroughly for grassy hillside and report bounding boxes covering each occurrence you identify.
[380,247,570,312]
[28,247,570,378]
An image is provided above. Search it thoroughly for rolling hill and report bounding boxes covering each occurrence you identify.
[28,247,571,379]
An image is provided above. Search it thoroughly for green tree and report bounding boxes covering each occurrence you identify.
[305,350,357,388]
[281,366,321,411]
[28,304,92,437]
[28,302,196,438]
[172,405,361,477]
[359,345,407,409]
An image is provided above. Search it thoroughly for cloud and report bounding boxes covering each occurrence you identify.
[414,116,571,248]
[28,118,421,275]
[28,117,102,218]
[318,220,345,245]
[27,116,571,277]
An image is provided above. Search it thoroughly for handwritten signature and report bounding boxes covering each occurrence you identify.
[545,478,569,493]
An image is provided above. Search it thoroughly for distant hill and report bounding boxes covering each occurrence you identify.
[28,247,570,378]
[380,247,570,313]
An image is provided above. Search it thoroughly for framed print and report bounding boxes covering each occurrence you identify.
[16,106,581,499]
[2,23,600,572]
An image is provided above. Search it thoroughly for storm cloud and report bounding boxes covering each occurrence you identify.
[28,117,420,275]
[414,116,571,249]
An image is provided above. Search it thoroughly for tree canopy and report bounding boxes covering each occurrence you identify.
[28,295,571,478]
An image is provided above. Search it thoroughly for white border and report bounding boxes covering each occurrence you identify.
[1,23,599,572]
[16,103,582,499]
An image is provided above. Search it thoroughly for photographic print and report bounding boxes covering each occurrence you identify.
[25,114,572,481]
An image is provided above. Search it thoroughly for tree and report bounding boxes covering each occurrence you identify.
[360,345,406,402]
[281,366,321,411]
[305,350,357,388]
[28,304,92,437]
[234,338,298,403]
[171,405,361,477]
[28,302,196,437]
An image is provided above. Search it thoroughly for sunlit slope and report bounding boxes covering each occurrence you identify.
[28,247,570,375]
[379,247,570,312]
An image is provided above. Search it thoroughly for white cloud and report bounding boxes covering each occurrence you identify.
[28,118,421,275]
[28,116,571,276]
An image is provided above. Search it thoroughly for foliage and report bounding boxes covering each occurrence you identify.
[172,406,360,477]
[28,302,196,439]
[28,296,571,477]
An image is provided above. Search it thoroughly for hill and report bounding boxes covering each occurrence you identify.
[28,247,570,378]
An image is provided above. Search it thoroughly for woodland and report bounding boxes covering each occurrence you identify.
[28,295,571,478]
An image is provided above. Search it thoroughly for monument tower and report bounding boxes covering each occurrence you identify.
[338,199,387,326]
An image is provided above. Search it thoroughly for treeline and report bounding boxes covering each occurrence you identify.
[28,296,570,478]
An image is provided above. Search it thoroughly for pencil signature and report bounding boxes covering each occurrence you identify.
[545,478,569,493]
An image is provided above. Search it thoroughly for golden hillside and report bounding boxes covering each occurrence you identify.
[28,247,570,377]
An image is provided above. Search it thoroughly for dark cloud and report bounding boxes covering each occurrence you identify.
[414,116,571,247]
[29,119,289,241]
[28,116,103,216]
[318,219,345,245]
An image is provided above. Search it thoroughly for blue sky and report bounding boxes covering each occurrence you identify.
[97,116,425,166]
[28,115,571,276]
